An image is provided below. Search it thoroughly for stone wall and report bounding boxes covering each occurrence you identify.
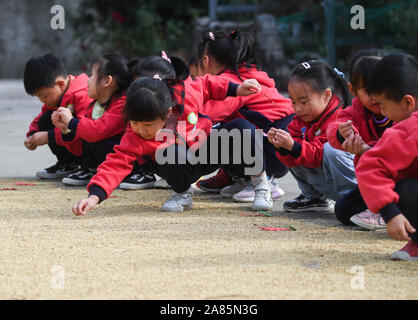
[0,0,81,79]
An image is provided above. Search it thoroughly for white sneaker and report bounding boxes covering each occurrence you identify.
[220,177,251,198]
[161,187,194,212]
[252,182,273,211]
[232,184,255,203]
[154,178,171,189]
[270,177,285,199]
[350,210,386,230]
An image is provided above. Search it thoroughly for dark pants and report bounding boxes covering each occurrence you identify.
[264,113,294,178]
[154,118,265,193]
[335,179,418,242]
[38,110,81,164]
[82,136,121,170]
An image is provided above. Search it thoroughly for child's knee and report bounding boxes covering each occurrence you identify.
[323,142,354,168]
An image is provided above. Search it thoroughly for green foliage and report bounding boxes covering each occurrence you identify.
[70,0,207,66]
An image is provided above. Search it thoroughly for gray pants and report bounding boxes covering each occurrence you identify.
[290,143,357,201]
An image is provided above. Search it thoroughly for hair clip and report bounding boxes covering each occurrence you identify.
[153,74,162,81]
[227,30,238,39]
[208,32,215,41]
[334,67,345,79]
[161,50,171,63]
[301,62,311,70]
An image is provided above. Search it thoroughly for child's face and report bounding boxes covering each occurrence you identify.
[371,92,416,122]
[34,78,67,107]
[355,87,382,114]
[87,64,99,99]
[288,80,332,123]
[130,118,168,140]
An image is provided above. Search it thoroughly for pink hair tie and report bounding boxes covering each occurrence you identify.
[208,32,215,41]
[161,50,171,63]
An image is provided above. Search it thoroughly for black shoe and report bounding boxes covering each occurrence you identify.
[36,162,79,179]
[61,168,94,186]
[119,170,156,190]
[283,194,333,212]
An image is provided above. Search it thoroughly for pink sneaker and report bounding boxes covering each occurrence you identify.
[350,210,386,230]
[391,240,418,261]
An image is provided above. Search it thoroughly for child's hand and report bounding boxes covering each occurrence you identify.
[273,129,294,150]
[237,79,261,96]
[24,137,37,151]
[338,120,355,139]
[52,111,69,132]
[342,134,370,155]
[386,214,416,241]
[57,107,74,126]
[72,195,99,216]
[267,127,279,144]
[31,131,49,146]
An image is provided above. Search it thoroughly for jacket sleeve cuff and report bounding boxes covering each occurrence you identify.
[48,129,55,144]
[336,130,345,144]
[68,118,80,132]
[88,184,107,204]
[380,202,402,223]
[227,82,239,97]
[288,141,302,158]
[277,147,290,156]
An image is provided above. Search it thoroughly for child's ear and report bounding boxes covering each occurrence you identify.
[324,88,332,104]
[347,82,356,96]
[166,107,172,119]
[404,94,417,113]
[103,75,113,88]
[56,79,67,91]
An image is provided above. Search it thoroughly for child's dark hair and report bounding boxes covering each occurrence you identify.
[348,49,386,91]
[23,53,67,95]
[134,55,189,81]
[92,53,132,93]
[127,57,142,81]
[289,60,353,107]
[124,78,172,122]
[367,52,418,102]
[197,30,256,81]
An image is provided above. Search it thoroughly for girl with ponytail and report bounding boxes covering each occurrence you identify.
[71,52,264,215]
[267,60,357,213]
[53,53,133,186]
[195,30,294,205]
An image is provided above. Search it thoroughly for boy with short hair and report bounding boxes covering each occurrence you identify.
[23,53,92,178]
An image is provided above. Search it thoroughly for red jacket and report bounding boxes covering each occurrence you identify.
[276,95,343,168]
[200,64,294,131]
[87,75,236,200]
[67,93,127,143]
[356,111,418,222]
[327,97,391,166]
[27,74,93,154]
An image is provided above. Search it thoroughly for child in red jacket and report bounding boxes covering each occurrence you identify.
[23,53,93,179]
[71,56,262,214]
[53,53,131,186]
[356,53,418,261]
[327,50,394,230]
[194,30,294,204]
[267,60,356,212]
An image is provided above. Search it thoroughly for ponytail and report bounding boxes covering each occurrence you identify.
[332,68,354,107]
[92,53,132,93]
[197,29,256,81]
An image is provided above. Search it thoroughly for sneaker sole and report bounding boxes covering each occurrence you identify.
[252,204,273,211]
[391,251,418,261]
[283,204,334,213]
[195,184,222,193]
[61,178,91,186]
[232,196,255,203]
[36,171,71,179]
[349,217,386,231]
[162,203,193,212]
[119,181,156,190]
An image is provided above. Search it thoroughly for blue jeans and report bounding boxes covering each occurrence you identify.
[289,142,357,201]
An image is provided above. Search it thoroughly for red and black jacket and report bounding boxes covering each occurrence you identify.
[356,111,418,223]
[326,97,392,167]
[87,75,240,202]
[27,74,93,154]
[61,93,127,155]
[276,95,343,168]
[199,64,294,132]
